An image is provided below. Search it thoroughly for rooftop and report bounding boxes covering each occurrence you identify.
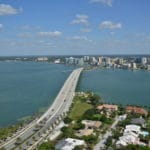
[55,138,85,150]
[97,104,118,111]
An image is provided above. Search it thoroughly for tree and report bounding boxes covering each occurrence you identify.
[73,122,85,130]
[83,135,98,144]
[88,94,101,106]
[73,145,85,150]
[105,136,112,147]
[119,145,150,150]
[63,117,72,124]
[83,108,97,119]
[38,142,55,150]
[61,127,74,138]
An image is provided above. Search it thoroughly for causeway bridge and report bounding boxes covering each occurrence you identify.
[0,68,83,150]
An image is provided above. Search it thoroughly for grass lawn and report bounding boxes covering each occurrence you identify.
[69,96,93,121]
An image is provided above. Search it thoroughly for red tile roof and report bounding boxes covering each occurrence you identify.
[126,106,148,116]
[97,104,118,111]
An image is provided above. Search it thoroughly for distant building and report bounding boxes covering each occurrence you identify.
[106,57,111,65]
[122,63,131,69]
[132,63,137,69]
[54,59,61,64]
[65,57,75,65]
[147,65,150,70]
[98,57,103,65]
[55,138,85,150]
[90,57,97,65]
[83,56,90,62]
[141,57,147,65]
[37,57,48,61]
[97,104,118,112]
[78,58,84,66]
[126,106,148,116]
[118,58,124,65]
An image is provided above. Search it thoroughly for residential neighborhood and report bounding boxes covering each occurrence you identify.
[37,92,150,150]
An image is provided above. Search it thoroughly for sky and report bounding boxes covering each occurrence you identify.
[0,0,150,56]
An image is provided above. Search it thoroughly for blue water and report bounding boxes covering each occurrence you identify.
[0,62,150,127]
[0,62,74,127]
[78,69,150,106]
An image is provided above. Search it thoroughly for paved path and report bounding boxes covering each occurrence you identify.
[94,116,120,150]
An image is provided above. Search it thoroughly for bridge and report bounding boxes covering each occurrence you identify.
[0,68,83,150]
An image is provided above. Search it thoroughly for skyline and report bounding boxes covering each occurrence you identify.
[0,0,150,56]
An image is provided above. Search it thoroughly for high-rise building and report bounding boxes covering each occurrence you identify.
[78,58,84,66]
[147,65,150,70]
[90,57,97,65]
[118,58,124,65]
[141,57,147,65]
[106,57,111,65]
[83,56,90,62]
[132,63,137,69]
[98,57,103,65]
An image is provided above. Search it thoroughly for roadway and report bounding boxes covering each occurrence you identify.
[0,68,83,150]
[94,116,120,150]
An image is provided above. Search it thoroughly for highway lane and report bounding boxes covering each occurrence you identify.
[0,68,82,150]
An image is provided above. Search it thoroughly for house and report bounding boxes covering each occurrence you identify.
[76,129,93,137]
[116,134,139,146]
[116,125,141,147]
[126,106,148,116]
[119,114,127,121]
[97,104,118,111]
[131,118,146,127]
[55,138,85,150]
[124,125,141,134]
[82,120,102,129]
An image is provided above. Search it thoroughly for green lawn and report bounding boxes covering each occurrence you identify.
[69,96,93,121]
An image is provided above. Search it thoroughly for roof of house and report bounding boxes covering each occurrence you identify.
[76,129,93,137]
[97,104,118,110]
[131,118,146,126]
[126,106,148,115]
[55,138,85,150]
[125,124,141,133]
[82,120,102,128]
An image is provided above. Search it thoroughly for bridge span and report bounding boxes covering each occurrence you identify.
[0,68,83,150]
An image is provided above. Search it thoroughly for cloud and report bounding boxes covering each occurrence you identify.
[0,4,21,16]
[80,28,91,33]
[38,31,62,37]
[0,24,3,30]
[20,25,41,30]
[100,21,122,29]
[71,14,89,26]
[67,36,92,42]
[17,32,31,38]
[89,0,113,7]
